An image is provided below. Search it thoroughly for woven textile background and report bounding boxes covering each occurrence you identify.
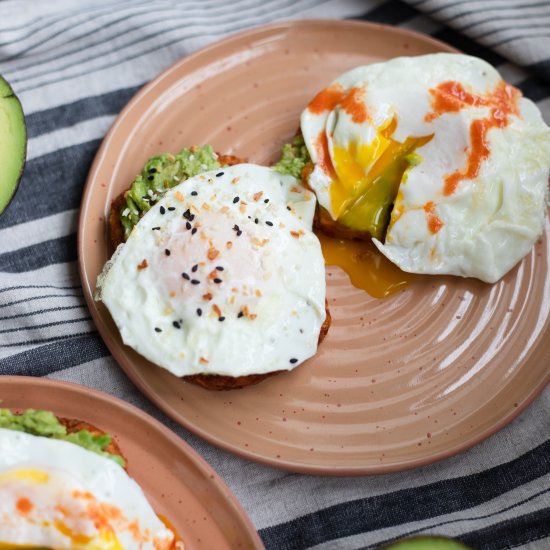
[0,1,549,548]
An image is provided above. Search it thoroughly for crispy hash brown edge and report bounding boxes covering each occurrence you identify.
[185,302,331,390]
[108,153,332,391]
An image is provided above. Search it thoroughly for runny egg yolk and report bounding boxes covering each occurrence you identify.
[317,232,414,298]
[0,468,49,484]
[327,117,433,239]
[54,522,124,550]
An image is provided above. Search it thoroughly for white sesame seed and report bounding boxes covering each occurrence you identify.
[122,208,130,217]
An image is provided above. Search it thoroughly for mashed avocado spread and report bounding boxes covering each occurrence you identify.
[0,408,125,467]
[119,139,312,241]
[273,134,311,180]
[120,144,222,241]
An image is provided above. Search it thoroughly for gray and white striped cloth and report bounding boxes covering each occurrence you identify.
[1,1,549,548]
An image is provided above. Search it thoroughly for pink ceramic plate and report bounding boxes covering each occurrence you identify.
[0,377,262,549]
[79,20,550,475]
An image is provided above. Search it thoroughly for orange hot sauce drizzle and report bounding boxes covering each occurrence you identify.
[309,84,370,180]
[307,83,345,114]
[16,497,33,514]
[338,86,369,123]
[425,80,521,197]
[315,132,336,179]
[423,201,443,234]
[310,84,370,184]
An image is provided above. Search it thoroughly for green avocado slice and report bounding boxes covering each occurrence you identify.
[273,134,311,180]
[382,536,474,550]
[0,75,26,214]
[0,408,125,467]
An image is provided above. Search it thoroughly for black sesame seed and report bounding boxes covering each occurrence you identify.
[197,308,202,317]
[191,191,198,196]
[266,221,273,226]
[191,279,200,285]
[154,327,162,333]
[233,224,240,232]
[236,230,242,237]
[264,198,269,203]
[213,278,222,284]
[191,228,198,235]
[247,216,251,219]
[287,206,291,211]
[254,218,259,224]
[168,206,176,211]
[183,209,191,220]
[238,311,244,318]
[152,226,160,231]
[165,249,171,256]
[216,172,224,177]
[189,214,195,221]
[192,264,198,273]
[147,175,154,181]
[232,197,239,204]
[186,221,192,230]
[173,321,181,329]
[219,316,226,322]
[289,358,298,364]
[216,266,224,271]
[160,206,166,215]
[148,168,157,174]
[182,273,190,280]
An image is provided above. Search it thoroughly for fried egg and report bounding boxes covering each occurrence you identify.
[301,54,550,283]
[0,428,176,550]
[96,164,326,377]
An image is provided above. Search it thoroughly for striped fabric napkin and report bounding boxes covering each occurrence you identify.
[1,1,549,548]
[409,0,550,81]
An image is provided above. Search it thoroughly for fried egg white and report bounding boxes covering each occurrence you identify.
[301,53,550,283]
[0,428,176,550]
[96,164,326,377]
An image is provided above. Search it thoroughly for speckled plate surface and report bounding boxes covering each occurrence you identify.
[0,377,262,549]
[79,20,550,475]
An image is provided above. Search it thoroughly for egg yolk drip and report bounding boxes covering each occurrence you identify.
[317,232,414,298]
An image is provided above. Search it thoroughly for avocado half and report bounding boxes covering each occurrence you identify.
[0,75,26,215]
[382,536,474,550]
